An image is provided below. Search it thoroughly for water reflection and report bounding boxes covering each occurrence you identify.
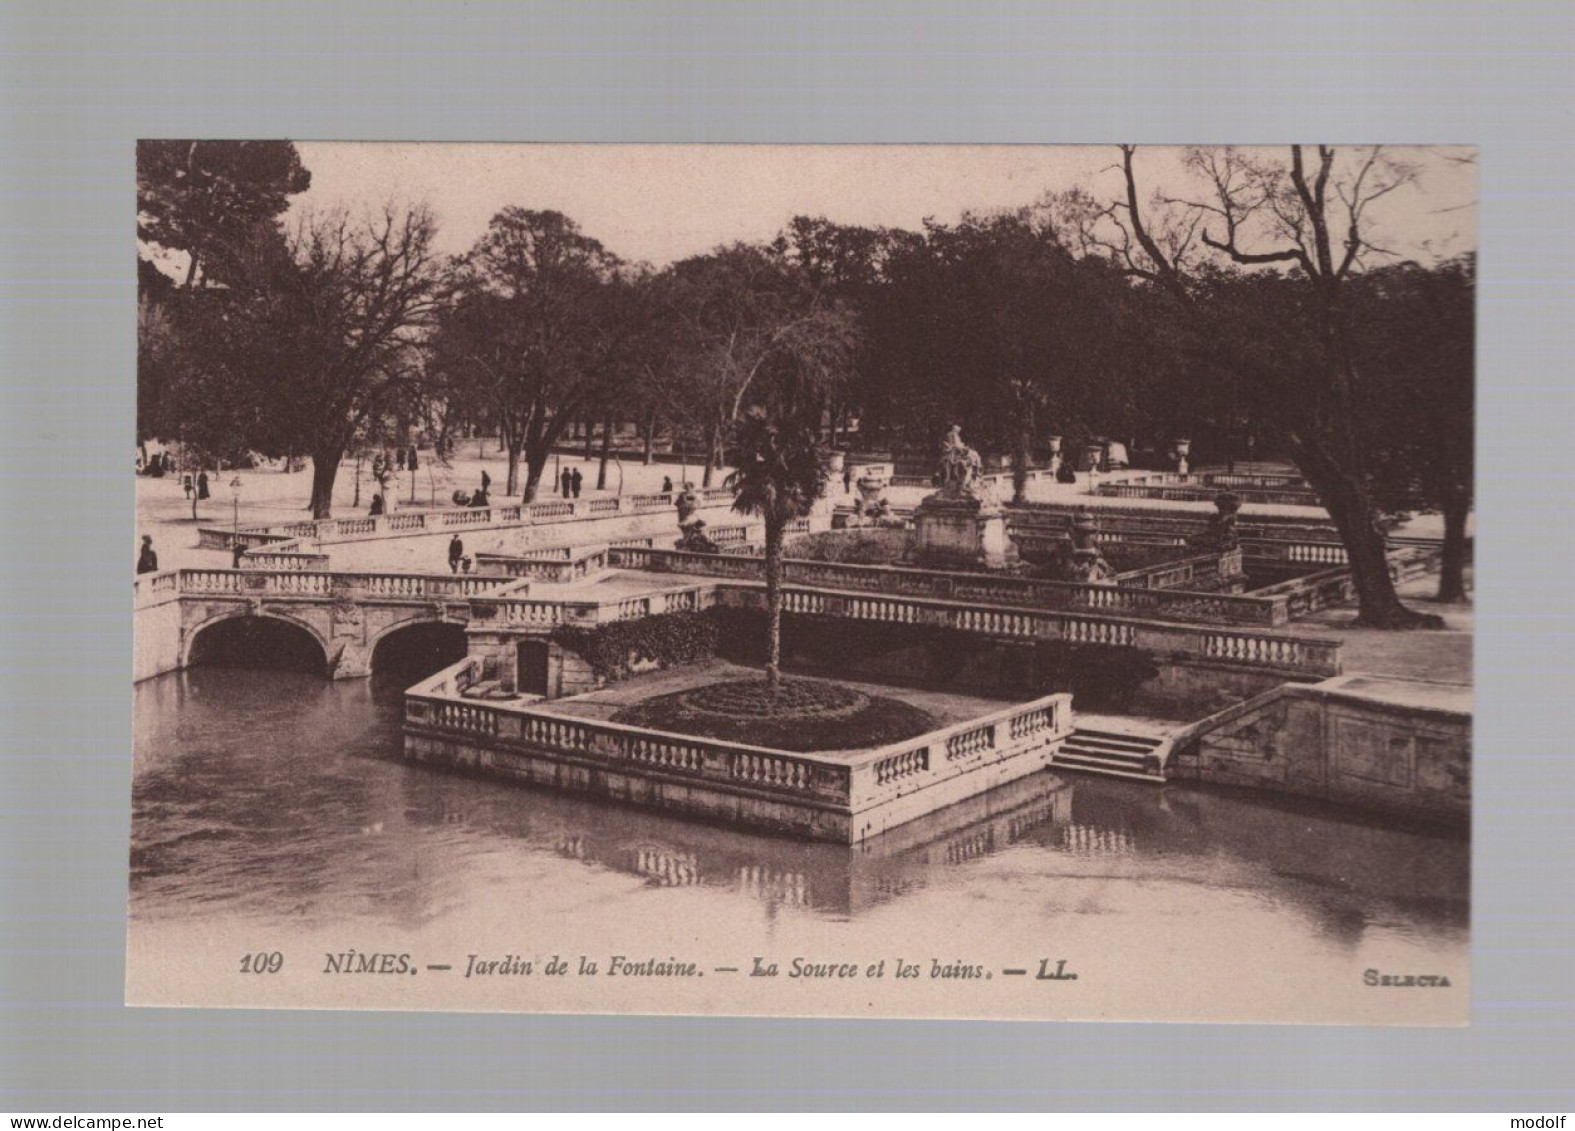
[131,668,1468,955]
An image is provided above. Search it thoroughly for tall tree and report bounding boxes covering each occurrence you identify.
[211,205,446,518]
[658,244,858,486]
[1081,144,1445,628]
[439,209,627,501]
[136,140,311,288]
[727,406,832,695]
[1354,255,1475,602]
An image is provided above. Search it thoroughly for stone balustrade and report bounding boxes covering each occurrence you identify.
[133,569,181,609]
[471,583,719,630]
[240,549,333,571]
[1097,481,1322,507]
[404,657,1074,839]
[608,546,1283,627]
[474,545,611,584]
[1113,549,1245,590]
[712,584,1343,677]
[839,694,1072,812]
[163,567,515,602]
[196,488,742,549]
[405,661,855,807]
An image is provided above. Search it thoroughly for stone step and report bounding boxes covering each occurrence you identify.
[1050,751,1167,784]
[1051,726,1169,783]
[1064,730,1162,755]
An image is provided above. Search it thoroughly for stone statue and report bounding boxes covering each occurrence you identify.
[1059,509,1114,583]
[674,483,718,552]
[1189,491,1241,552]
[674,483,700,525]
[937,424,984,493]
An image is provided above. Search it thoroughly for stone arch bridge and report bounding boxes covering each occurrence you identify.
[133,569,519,682]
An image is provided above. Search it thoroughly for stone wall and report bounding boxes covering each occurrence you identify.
[1168,676,1470,825]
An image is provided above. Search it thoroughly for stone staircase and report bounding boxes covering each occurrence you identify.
[1051,726,1170,783]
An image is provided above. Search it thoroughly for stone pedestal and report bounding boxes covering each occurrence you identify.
[913,489,1013,569]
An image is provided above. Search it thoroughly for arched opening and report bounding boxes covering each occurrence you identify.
[371,621,468,684]
[187,615,326,675]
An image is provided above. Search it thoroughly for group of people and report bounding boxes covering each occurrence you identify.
[368,446,420,514]
[182,471,210,501]
[372,446,419,480]
[559,466,584,498]
[137,451,178,477]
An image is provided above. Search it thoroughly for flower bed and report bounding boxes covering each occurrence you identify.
[611,676,938,752]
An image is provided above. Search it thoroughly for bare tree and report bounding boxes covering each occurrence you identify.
[435,210,631,501]
[214,204,446,519]
[1076,145,1443,628]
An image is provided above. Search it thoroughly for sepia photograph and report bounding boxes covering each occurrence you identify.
[128,141,1475,1024]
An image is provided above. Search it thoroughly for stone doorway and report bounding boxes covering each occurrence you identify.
[517,640,550,696]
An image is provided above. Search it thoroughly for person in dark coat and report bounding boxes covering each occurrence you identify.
[661,475,673,494]
[407,446,419,472]
[197,471,210,500]
[480,468,491,493]
[843,466,853,494]
[560,467,573,499]
[136,535,158,574]
[396,448,406,471]
[448,535,464,574]
[570,467,582,498]
[232,543,246,569]
[370,492,385,516]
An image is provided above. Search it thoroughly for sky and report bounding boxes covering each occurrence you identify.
[287,142,1478,268]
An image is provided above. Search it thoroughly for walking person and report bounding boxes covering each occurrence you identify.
[661,475,673,494]
[197,470,210,500]
[447,534,465,574]
[407,446,418,473]
[480,468,491,494]
[136,535,158,575]
[570,467,582,498]
[560,466,573,499]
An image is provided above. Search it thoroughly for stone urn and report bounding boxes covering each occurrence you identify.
[1046,434,1063,477]
[827,450,847,474]
[855,472,887,507]
[1173,438,1192,475]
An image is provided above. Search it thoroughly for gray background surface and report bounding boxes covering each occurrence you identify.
[1,0,1570,1112]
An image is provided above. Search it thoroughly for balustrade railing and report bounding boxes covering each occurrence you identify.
[157,568,512,602]
[200,487,746,548]
[843,694,1072,810]
[405,668,852,804]
[406,659,1071,816]
[716,583,1340,675]
[1097,482,1322,507]
[474,546,610,584]
[609,546,1283,626]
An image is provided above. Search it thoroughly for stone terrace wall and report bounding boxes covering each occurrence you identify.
[1168,678,1470,825]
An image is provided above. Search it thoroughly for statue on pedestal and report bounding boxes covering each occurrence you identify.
[911,425,1012,569]
[1062,509,1114,583]
[1189,491,1241,552]
[674,483,719,553]
[937,424,985,495]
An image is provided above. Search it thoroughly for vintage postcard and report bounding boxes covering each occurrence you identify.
[129,142,1473,1023]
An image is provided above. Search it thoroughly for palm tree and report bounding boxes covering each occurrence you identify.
[726,406,829,694]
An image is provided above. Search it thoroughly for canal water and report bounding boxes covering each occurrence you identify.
[128,667,1470,1023]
